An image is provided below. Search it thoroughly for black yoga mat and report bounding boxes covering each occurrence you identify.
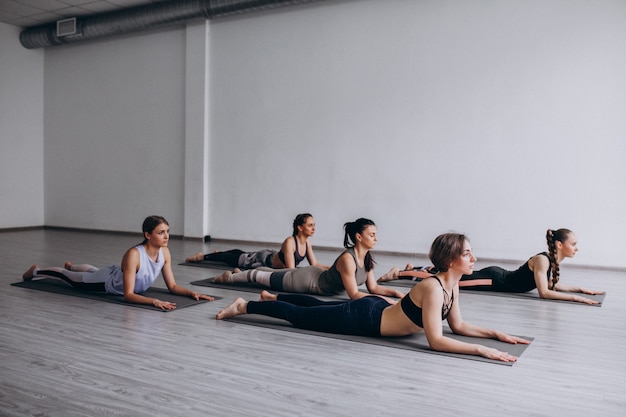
[224,314,532,366]
[179,261,231,270]
[379,280,605,306]
[11,278,220,312]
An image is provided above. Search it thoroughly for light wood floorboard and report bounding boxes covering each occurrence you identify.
[0,229,624,416]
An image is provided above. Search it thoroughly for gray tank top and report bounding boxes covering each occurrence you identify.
[317,247,367,294]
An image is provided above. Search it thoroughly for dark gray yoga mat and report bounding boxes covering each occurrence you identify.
[191,277,266,293]
[179,261,231,270]
[12,278,220,312]
[224,314,532,366]
[379,279,605,306]
[191,277,357,300]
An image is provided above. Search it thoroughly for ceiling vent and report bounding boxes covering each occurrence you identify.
[56,18,78,37]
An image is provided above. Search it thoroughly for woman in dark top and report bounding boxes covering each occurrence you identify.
[185,213,327,270]
[378,229,603,305]
[216,233,529,362]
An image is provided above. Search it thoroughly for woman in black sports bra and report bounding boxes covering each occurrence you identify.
[216,233,530,363]
[378,229,603,305]
[184,213,328,270]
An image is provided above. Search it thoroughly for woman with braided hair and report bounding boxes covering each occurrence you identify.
[378,229,603,305]
[453,228,602,304]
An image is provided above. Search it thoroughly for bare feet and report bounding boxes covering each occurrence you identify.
[377,266,399,282]
[215,297,248,320]
[259,290,277,301]
[214,270,233,283]
[64,261,73,270]
[23,264,38,281]
[185,252,205,263]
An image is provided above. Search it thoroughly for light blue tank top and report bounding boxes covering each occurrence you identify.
[104,245,164,295]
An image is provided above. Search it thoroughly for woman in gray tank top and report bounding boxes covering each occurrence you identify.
[213,218,404,301]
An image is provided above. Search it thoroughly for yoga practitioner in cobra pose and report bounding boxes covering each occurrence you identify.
[185,213,328,270]
[216,232,530,362]
[22,215,214,310]
[378,229,603,305]
[213,218,404,301]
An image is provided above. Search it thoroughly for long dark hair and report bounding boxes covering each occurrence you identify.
[292,213,313,237]
[429,233,468,273]
[546,228,572,290]
[140,215,169,245]
[343,218,376,271]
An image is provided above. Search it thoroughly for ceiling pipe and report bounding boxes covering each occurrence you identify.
[19,0,327,49]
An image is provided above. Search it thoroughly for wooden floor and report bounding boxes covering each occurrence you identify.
[1,228,625,417]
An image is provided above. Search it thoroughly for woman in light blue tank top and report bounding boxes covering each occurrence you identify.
[23,215,215,310]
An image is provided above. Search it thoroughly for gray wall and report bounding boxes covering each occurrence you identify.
[1,0,625,268]
[0,23,44,227]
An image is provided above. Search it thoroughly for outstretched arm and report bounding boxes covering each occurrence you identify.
[422,284,528,362]
[365,271,404,301]
[121,248,176,310]
[306,243,329,270]
[161,247,214,302]
[531,256,599,304]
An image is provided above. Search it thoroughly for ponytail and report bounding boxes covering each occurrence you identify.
[292,213,313,237]
[343,218,376,271]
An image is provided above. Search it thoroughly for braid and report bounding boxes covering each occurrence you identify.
[545,229,560,289]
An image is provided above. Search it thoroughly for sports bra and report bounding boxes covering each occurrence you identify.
[277,236,308,267]
[400,276,454,328]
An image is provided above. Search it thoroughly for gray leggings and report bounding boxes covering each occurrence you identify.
[227,266,327,294]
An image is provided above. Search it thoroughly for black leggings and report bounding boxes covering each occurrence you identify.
[246,294,391,337]
[203,249,244,267]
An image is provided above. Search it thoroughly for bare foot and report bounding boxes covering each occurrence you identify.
[215,297,248,320]
[23,264,38,281]
[64,261,73,270]
[185,252,205,263]
[233,268,241,273]
[377,266,399,282]
[404,263,414,271]
[214,270,232,283]
[259,290,277,301]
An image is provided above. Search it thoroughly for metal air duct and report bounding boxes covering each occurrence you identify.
[20,0,327,49]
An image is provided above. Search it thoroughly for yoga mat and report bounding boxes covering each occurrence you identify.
[179,261,231,270]
[191,277,360,300]
[379,280,605,306]
[11,278,220,312]
[191,277,266,294]
[224,314,532,366]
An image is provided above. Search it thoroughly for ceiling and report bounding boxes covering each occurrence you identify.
[0,0,166,28]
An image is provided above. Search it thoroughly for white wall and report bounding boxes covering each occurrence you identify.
[207,0,626,268]
[43,28,187,235]
[16,0,625,268]
[0,23,44,228]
